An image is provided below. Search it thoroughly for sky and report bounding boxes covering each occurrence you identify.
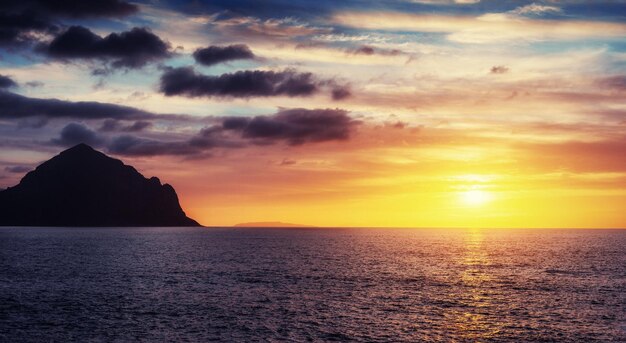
[1,0,625,228]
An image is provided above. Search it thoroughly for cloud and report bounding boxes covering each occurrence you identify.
[350,45,402,56]
[520,138,626,173]
[0,75,17,89]
[106,108,358,156]
[354,45,374,55]
[99,119,153,132]
[598,75,626,90]
[159,67,319,98]
[124,120,153,132]
[0,0,137,18]
[408,0,480,4]
[0,10,59,47]
[332,11,626,44]
[5,165,31,173]
[0,0,136,48]
[193,44,255,66]
[331,87,352,100]
[52,122,104,147]
[490,65,509,74]
[209,15,330,42]
[17,117,48,129]
[43,26,171,68]
[221,108,358,145]
[0,90,152,119]
[108,135,198,156]
[279,158,296,166]
[25,81,44,88]
[99,119,119,131]
[509,3,561,16]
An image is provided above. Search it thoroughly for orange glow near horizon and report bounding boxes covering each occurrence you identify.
[163,143,626,228]
[137,130,621,228]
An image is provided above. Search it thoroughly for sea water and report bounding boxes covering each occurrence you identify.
[1,227,624,341]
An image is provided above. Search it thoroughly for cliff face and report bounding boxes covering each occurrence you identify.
[0,144,200,227]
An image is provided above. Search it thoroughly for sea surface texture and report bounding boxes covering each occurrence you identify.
[1,227,624,342]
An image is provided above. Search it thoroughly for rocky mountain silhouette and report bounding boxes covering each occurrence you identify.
[0,144,200,227]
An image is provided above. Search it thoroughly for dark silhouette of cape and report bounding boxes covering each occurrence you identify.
[0,144,200,227]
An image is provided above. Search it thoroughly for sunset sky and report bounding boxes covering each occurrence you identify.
[1,0,625,228]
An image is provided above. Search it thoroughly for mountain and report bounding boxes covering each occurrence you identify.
[233,221,313,228]
[0,144,200,227]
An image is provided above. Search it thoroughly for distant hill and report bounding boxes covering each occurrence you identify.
[233,221,313,228]
[0,144,200,227]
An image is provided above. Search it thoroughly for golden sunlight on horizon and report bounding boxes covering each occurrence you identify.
[460,189,493,207]
[179,163,626,229]
[455,174,495,207]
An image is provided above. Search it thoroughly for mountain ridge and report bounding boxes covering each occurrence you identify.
[0,144,200,227]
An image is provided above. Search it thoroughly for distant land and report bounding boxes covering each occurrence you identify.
[234,221,314,228]
[0,144,200,227]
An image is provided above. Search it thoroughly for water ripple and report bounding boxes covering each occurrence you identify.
[0,227,624,342]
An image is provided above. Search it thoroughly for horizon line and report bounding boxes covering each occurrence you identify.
[208,225,626,230]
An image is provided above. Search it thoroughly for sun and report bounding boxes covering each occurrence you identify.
[460,189,493,206]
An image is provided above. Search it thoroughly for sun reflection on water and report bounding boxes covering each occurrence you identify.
[450,228,504,341]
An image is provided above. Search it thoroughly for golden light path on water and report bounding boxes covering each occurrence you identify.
[452,229,504,341]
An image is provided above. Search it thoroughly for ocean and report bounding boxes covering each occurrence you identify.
[1,227,624,342]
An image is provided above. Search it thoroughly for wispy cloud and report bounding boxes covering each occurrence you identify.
[408,0,480,4]
[333,11,626,43]
[509,3,561,16]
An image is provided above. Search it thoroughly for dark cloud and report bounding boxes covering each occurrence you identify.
[490,65,509,74]
[159,67,321,98]
[354,45,375,55]
[25,81,44,88]
[108,135,198,156]
[331,87,351,100]
[5,165,31,173]
[99,119,152,132]
[0,90,152,120]
[221,117,249,130]
[0,0,137,18]
[99,119,119,132]
[221,108,358,145]
[0,75,17,89]
[125,120,152,132]
[52,122,104,147]
[105,108,358,156]
[44,26,171,68]
[348,45,402,56]
[193,44,255,66]
[0,0,136,48]
[17,116,49,129]
[91,68,111,76]
[0,10,58,47]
